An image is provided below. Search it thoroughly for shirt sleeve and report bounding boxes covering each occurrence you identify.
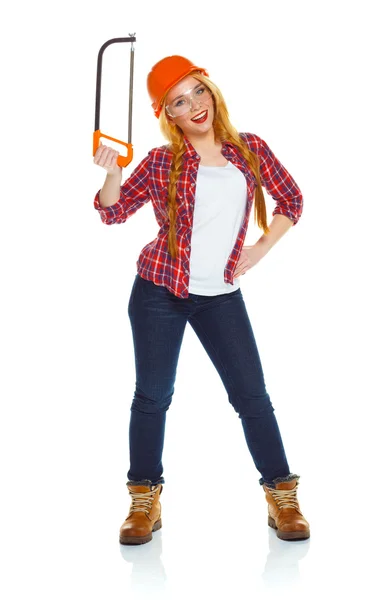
[93,150,151,225]
[244,132,303,226]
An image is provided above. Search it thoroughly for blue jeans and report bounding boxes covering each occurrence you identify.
[127,273,292,487]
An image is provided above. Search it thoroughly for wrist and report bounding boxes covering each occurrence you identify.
[106,169,122,181]
[255,236,273,254]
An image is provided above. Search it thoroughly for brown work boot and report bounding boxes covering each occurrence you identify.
[261,473,310,541]
[119,480,163,545]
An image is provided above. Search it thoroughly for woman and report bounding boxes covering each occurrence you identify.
[93,55,310,545]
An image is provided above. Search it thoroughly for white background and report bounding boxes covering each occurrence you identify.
[1,0,375,598]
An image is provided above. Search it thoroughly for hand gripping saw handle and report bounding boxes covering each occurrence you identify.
[93,34,136,168]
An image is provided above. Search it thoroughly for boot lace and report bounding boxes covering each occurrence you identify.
[268,485,302,513]
[128,487,158,515]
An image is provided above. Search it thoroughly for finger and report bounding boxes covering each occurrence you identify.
[234,269,246,277]
[101,147,112,167]
[107,153,115,169]
[94,143,106,162]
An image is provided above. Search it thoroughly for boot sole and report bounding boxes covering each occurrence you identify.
[268,515,310,540]
[119,518,162,545]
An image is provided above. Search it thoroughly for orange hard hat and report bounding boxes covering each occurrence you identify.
[147,55,209,118]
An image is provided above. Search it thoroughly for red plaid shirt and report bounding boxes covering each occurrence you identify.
[93,132,303,299]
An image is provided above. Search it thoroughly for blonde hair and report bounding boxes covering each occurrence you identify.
[159,72,270,260]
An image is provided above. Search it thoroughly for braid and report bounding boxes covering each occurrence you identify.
[167,137,186,260]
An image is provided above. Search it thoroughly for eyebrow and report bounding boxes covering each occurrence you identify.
[170,83,202,104]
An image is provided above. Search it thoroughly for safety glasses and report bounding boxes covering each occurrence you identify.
[165,84,212,118]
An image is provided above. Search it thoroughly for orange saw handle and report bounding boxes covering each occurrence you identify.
[93,35,136,169]
[93,130,133,168]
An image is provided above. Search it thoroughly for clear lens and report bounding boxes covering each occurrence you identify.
[165,85,212,117]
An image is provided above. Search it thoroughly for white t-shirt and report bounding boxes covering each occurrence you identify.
[188,160,248,295]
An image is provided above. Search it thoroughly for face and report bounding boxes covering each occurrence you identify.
[164,74,214,136]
